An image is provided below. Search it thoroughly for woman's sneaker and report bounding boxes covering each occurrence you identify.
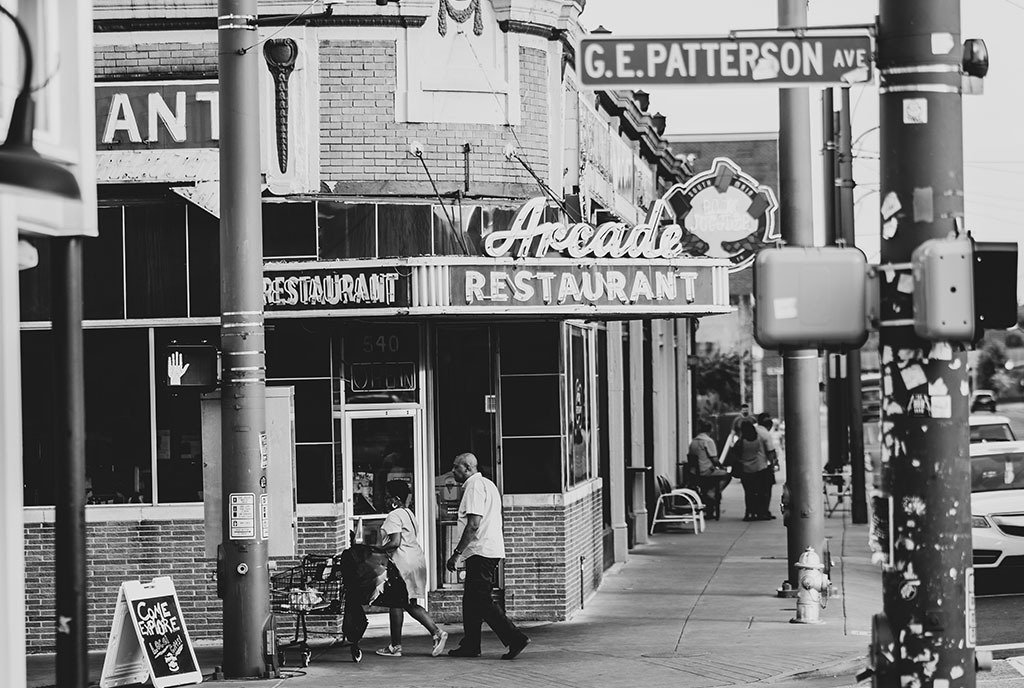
[431,630,449,657]
[376,644,402,657]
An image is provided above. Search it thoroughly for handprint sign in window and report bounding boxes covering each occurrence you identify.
[167,351,190,386]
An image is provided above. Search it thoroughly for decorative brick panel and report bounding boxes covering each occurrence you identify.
[319,40,548,191]
[95,42,218,79]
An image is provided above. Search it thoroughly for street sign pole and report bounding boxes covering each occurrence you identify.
[778,0,825,594]
[837,87,868,525]
[874,1,974,685]
[218,0,271,678]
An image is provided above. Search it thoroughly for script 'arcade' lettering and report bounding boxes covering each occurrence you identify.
[484,197,684,260]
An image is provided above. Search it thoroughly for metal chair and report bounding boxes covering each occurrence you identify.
[650,475,706,535]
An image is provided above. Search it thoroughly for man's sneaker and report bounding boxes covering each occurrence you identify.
[350,645,363,663]
[431,630,449,657]
[375,644,402,657]
[501,636,530,660]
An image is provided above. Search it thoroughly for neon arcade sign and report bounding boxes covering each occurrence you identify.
[482,157,776,271]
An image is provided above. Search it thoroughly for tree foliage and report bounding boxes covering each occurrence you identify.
[694,349,751,412]
[976,339,1009,393]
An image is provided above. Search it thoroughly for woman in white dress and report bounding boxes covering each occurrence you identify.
[372,480,448,657]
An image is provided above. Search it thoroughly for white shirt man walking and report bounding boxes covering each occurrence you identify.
[445,452,530,660]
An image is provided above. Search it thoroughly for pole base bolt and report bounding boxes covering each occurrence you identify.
[236,562,249,575]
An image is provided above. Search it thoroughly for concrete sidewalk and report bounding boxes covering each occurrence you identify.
[26,483,1024,687]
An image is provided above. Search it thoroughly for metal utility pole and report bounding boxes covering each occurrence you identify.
[52,238,87,688]
[822,89,848,477]
[218,0,271,677]
[836,87,868,524]
[778,0,824,592]
[874,1,974,685]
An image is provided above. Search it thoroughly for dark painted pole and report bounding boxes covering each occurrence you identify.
[837,87,868,524]
[52,237,87,688]
[778,0,824,592]
[218,0,271,677]
[873,1,974,685]
[822,89,846,477]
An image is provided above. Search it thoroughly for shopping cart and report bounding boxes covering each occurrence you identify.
[270,553,344,667]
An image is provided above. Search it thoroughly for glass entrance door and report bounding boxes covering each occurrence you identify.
[344,409,425,547]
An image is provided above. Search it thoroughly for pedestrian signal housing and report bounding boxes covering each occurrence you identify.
[911,238,1018,341]
[753,247,868,350]
[911,238,974,341]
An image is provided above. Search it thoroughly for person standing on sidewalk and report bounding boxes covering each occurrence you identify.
[755,413,779,520]
[734,418,772,521]
[372,480,449,658]
[445,452,530,660]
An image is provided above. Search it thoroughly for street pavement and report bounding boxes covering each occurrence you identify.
[27,480,1024,688]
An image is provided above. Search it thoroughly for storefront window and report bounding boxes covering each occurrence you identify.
[378,205,432,257]
[347,414,416,544]
[267,322,335,503]
[341,324,419,405]
[433,325,496,586]
[432,204,518,256]
[498,323,561,494]
[566,323,596,487]
[317,202,376,260]
[187,205,220,317]
[84,207,126,320]
[124,203,189,319]
[22,329,153,506]
[263,202,317,260]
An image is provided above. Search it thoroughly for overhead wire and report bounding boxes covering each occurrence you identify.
[414,152,469,255]
[218,0,321,56]
[461,31,573,218]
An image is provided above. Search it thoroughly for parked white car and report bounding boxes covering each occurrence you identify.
[969,414,1016,444]
[970,441,1024,577]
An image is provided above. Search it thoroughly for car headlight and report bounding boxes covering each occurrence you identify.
[972,515,991,528]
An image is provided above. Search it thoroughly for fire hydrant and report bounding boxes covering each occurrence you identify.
[791,547,830,624]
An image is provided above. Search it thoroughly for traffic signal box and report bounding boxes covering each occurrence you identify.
[753,239,1018,349]
[753,246,869,349]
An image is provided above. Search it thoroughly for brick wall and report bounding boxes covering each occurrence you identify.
[318,40,549,190]
[24,514,349,652]
[24,486,606,652]
[95,42,218,79]
[503,482,604,621]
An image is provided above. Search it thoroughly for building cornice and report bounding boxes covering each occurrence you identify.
[94,13,427,33]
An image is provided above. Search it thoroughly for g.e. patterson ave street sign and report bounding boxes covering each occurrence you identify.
[578,33,873,88]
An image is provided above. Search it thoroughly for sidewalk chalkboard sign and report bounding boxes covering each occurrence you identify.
[99,577,202,688]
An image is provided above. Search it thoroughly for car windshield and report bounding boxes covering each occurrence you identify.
[971,451,1024,492]
[970,424,1016,443]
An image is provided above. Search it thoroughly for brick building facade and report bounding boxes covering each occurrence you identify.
[18,0,733,653]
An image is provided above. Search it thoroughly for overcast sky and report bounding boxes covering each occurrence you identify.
[580,0,1024,290]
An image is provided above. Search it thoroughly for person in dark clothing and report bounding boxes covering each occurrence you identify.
[338,541,389,662]
[733,418,774,521]
[687,418,731,520]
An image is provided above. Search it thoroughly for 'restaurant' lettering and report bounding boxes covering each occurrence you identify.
[464,268,698,306]
[263,272,400,307]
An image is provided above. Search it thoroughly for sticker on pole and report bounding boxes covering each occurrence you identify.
[260,493,270,540]
[99,577,201,688]
[229,492,256,539]
[966,567,976,648]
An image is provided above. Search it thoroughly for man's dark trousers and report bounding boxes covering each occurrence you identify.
[459,556,526,652]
